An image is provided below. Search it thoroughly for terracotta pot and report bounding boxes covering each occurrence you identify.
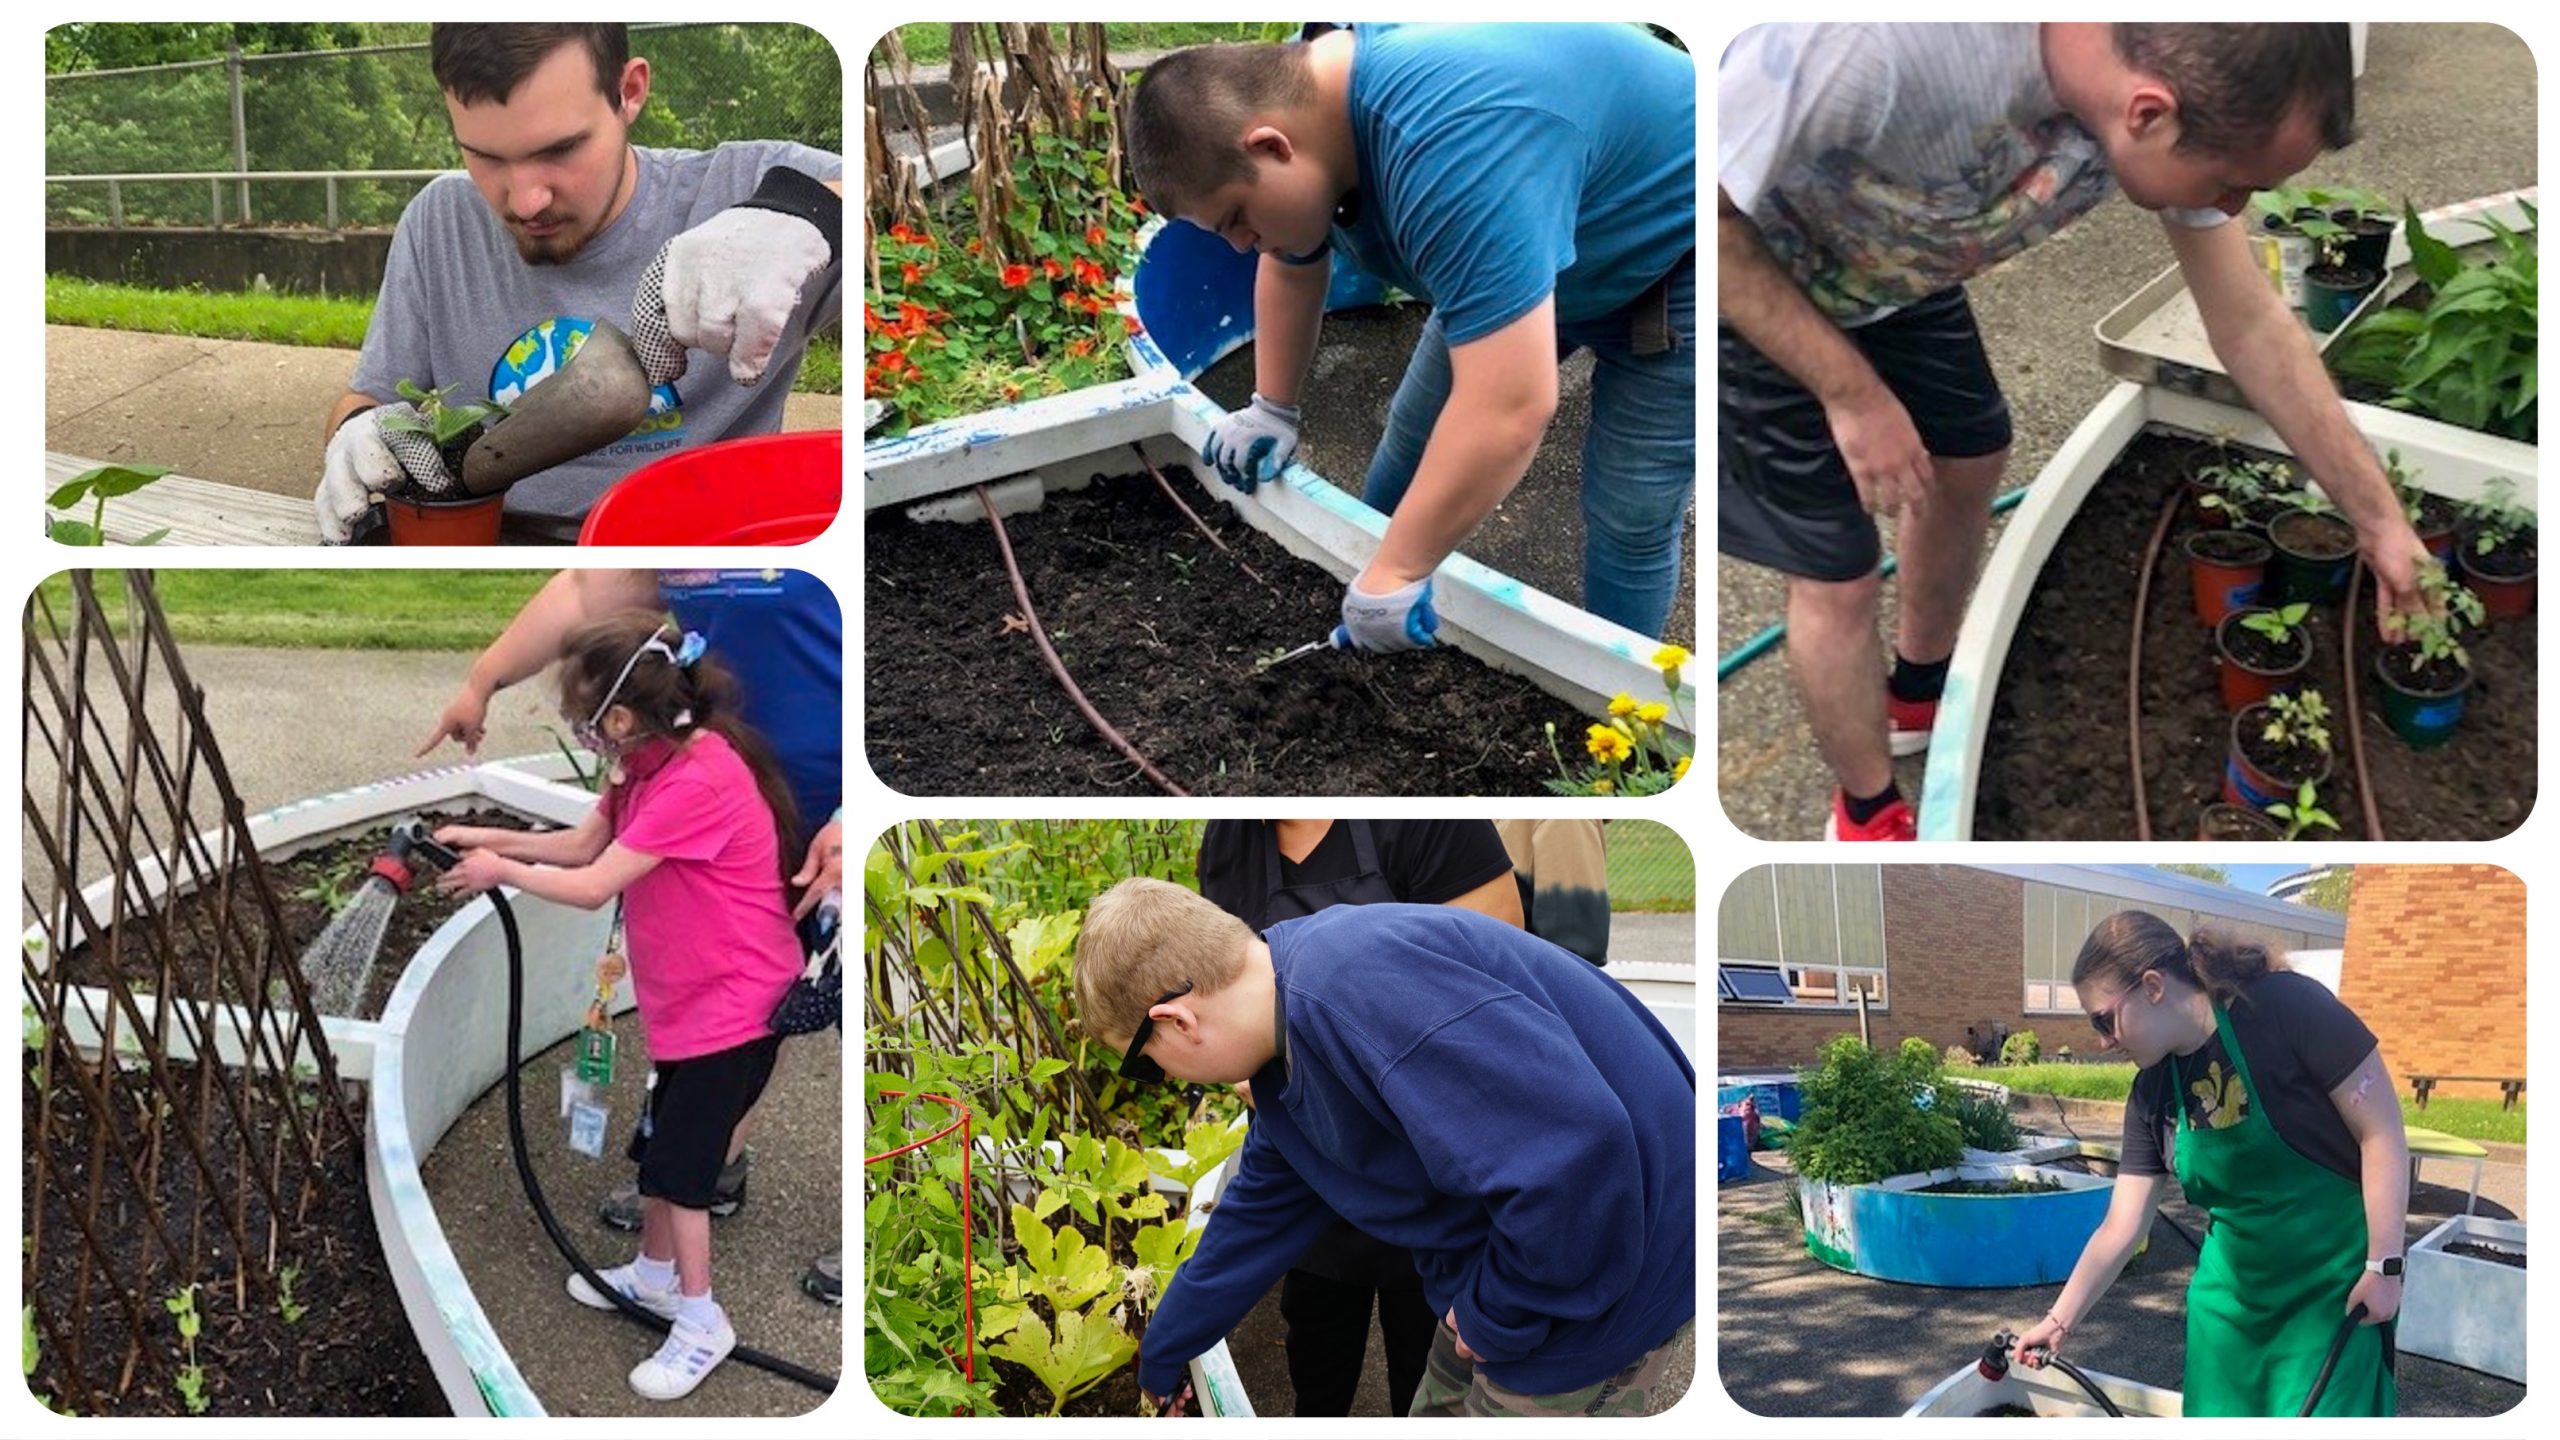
[2457,529,2538,620]
[2224,703,2333,810]
[2214,608,2311,713]
[2186,530,2273,627]
[385,491,505,546]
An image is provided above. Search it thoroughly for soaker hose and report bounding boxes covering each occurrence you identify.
[1717,486,2031,683]
[487,889,836,1394]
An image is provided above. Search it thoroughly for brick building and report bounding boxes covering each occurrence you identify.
[1716,865,2350,1071]
[2336,865,2525,1101]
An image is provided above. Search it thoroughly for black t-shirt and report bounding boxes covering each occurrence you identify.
[1195,819,1514,925]
[2119,970,2379,1184]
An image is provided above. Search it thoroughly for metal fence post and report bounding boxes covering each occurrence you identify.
[107,179,124,230]
[325,176,338,231]
[228,43,251,224]
[210,177,222,227]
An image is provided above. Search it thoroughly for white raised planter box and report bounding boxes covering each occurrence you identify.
[1606,960,1697,1067]
[1905,1357,2180,1417]
[2401,1214,2527,1383]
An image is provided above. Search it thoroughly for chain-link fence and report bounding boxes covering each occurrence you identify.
[1607,820,1694,914]
[46,23,841,230]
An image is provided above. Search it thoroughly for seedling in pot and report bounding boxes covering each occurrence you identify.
[2456,476,2538,618]
[2214,602,2312,712]
[2388,450,2463,559]
[2374,565,2485,750]
[2264,780,2340,842]
[2262,688,2333,757]
[2301,214,2384,333]
[2268,487,2358,604]
[2196,455,2293,531]
[380,380,510,485]
[2239,602,2311,649]
[2227,687,2335,811]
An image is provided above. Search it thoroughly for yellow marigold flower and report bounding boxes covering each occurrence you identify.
[1592,778,1615,795]
[1672,754,1692,783]
[1636,701,1669,726]
[1607,691,1639,718]
[1586,724,1634,764]
[1651,643,1691,673]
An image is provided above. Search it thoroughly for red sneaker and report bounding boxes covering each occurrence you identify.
[1825,790,1917,841]
[1887,691,1938,758]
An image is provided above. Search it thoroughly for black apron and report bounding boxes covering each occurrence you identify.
[1257,821,1426,1291]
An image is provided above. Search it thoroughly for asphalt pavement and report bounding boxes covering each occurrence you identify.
[1714,23,2540,838]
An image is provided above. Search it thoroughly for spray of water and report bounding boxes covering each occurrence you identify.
[297,875,405,1017]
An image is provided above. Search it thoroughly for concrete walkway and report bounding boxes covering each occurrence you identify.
[1715,23,2539,838]
[44,327,842,500]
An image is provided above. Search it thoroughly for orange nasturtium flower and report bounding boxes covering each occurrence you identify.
[1042,256,1065,280]
[897,302,931,336]
[1073,256,1106,286]
[1000,262,1034,288]
[1067,337,1095,358]
[889,222,914,242]
[1087,224,1108,248]
[966,236,984,254]
[901,262,923,286]
[1124,312,1145,335]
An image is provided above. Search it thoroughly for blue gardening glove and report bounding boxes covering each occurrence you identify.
[636,167,842,386]
[1200,392,1301,493]
[1334,575,1441,653]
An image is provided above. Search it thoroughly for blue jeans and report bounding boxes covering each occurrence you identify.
[1361,256,1695,639]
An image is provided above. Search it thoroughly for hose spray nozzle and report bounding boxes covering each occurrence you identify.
[371,818,461,893]
[1978,1330,2018,1382]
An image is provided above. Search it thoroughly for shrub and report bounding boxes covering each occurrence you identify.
[1787,1034,1964,1186]
[2000,1030,2042,1067]
[1950,1090,2023,1154]
[2330,200,2537,442]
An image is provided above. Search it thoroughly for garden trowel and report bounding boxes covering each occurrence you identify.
[459,321,656,494]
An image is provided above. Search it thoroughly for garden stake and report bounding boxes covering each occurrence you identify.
[975,483,1193,796]
[1129,443,1275,593]
[2127,487,2184,841]
[2340,558,2387,841]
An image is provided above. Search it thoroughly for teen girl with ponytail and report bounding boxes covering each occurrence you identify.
[2015,911,2407,1417]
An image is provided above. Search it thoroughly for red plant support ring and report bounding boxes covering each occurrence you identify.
[865,1090,977,1391]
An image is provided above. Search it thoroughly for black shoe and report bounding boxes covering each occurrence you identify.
[597,1149,753,1231]
[800,1249,842,1307]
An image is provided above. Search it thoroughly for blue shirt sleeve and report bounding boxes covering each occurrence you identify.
[1134,1122,1334,1395]
[1393,105,1587,343]
[1375,993,1645,1363]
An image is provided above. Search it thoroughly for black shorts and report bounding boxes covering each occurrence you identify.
[629,1033,783,1209]
[1718,286,2013,580]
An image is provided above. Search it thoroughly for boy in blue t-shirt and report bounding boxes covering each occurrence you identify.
[1073,878,1696,1417]
[1126,24,1697,646]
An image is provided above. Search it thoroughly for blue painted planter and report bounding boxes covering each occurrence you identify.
[1798,1164,2117,1287]
[1127,217,1392,382]
[1717,1115,1751,1184]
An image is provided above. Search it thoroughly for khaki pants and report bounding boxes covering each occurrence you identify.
[1406,1318,1691,1417]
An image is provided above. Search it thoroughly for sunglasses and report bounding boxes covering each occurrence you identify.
[2088,976,2149,1043]
[1119,980,1195,1085]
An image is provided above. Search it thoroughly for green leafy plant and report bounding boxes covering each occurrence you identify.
[2330,200,2537,441]
[2398,564,2488,671]
[46,463,175,546]
[2262,688,2335,757]
[2460,476,2536,556]
[1146,1114,1248,1194]
[165,1284,208,1414]
[381,378,506,449]
[986,1306,1138,1416]
[293,857,368,917]
[1786,1034,1964,1187]
[2264,780,2340,842]
[2238,601,2312,648]
[276,1265,306,1326]
[1950,1089,2022,1153]
[2196,454,2295,521]
[1999,1030,2042,1067]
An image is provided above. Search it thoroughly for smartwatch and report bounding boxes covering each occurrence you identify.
[2365,1256,2404,1277]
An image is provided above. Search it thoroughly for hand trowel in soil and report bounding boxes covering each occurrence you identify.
[459,321,656,494]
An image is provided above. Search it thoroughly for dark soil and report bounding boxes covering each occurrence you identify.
[984,1196,1194,1416]
[22,1056,445,1415]
[2446,1241,2527,1269]
[2465,530,2538,579]
[2270,509,2358,561]
[1913,1177,2064,1196]
[2218,614,2306,673]
[2379,643,2470,694]
[1976,427,2537,840]
[2306,263,2380,292]
[51,808,549,1022]
[2235,711,2330,789]
[2187,530,2269,566]
[1977,1403,2041,1416]
[865,465,1594,795]
[2411,492,2464,543]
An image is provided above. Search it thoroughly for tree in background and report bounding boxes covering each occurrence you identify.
[2157,863,2234,888]
[2298,867,2355,913]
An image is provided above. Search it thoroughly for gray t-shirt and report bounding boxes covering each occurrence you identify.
[1719,23,2225,325]
[349,140,844,526]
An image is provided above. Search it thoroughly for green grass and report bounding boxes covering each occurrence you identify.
[31,570,552,652]
[46,276,843,394]
[1607,821,1693,913]
[885,23,1268,65]
[1952,1062,2527,1143]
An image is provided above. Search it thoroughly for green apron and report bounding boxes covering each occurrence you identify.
[2172,1003,2395,1417]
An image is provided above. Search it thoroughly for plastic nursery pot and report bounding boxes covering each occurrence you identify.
[2197,803,2285,842]
[2224,703,2334,810]
[2268,507,2358,604]
[2302,262,2380,334]
[2214,607,2311,712]
[2330,209,2395,276]
[2458,526,2539,620]
[2410,492,2464,567]
[2185,530,2273,626]
[2256,211,2319,310]
[2374,646,2473,751]
[384,490,505,546]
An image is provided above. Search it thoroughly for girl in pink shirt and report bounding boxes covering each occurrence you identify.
[436,614,805,1401]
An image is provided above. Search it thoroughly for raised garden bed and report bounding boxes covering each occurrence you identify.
[22,1056,443,1416]
[2401,1213,2527,1383]
[48,807,548,1021]
[1799,1162,2117,1287]
[865,463,1589,795]
[1904,1356,2179,1418]
[1968,427,2534,840]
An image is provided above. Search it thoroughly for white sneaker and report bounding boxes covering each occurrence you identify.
[629,1311,738,1401]
[567,1262,681,1322]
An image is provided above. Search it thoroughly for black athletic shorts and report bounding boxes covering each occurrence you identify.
[629,1033,784,1210]
[1718,285,2013,580]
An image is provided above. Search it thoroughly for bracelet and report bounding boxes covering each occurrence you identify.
[2045,1310,2073,1336]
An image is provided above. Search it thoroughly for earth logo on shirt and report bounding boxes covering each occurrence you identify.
[489,316,685,437]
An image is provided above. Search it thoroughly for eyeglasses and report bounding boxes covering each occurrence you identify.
[1118,980,1194,1085]
[2088,979,2145,1044]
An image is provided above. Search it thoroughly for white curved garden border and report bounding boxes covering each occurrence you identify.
[28,755,611,1418]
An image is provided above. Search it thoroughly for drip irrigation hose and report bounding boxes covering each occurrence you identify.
[2340,559,2387,841]
[1717,486,2033,683]
[490,889,837,1395]
[1129,443,1275,592]
[2126,488,2185,841]
[974,483,1192,797]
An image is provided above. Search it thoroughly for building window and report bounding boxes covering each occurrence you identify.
[1717,866,1888,1010]
[2023,882,2329,1014]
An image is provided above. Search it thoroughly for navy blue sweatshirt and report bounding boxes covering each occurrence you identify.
[1136,904,1695,1396]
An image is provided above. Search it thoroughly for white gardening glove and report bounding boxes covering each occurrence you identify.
[1200,393,1302,494]
[635,167,841,387]
[314,403,463,544]
[1334,575,1442,653]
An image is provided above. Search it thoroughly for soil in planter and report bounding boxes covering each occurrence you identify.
[1976,1404,2042,1416]
[21,1056,445,1415]
[983,1196,1194,1416]
[1912,1177,2064,1196]
[1976,427,2536,840]
[2235,722,2328,789]
[2269,509,2357,561]
[2468,531,2538,579]
[2379,643,2469,695]
[2445,1241,2527,1268]
[2220,618,2306,674]
[49,808,551,1022]
[866,466,1597,796]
